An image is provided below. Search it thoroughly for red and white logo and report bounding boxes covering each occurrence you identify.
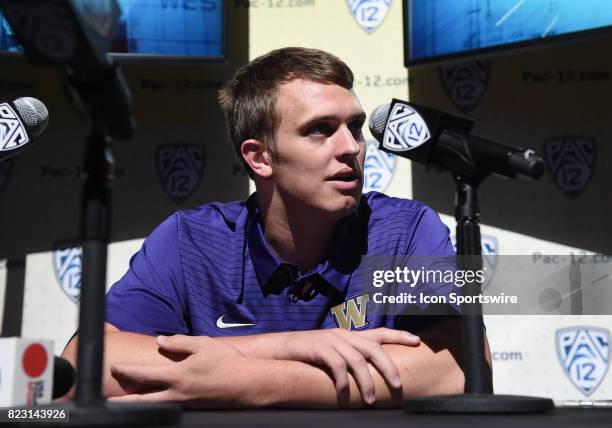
[22,343,48,378]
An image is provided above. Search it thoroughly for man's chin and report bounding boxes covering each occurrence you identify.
[326,193,361,218]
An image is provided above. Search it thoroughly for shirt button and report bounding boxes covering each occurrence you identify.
[302,281,313,293]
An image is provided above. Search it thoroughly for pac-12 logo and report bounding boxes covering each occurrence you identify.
[439,60,490,113]
[0,102,29,152]
[451,234,498,288]
[156,143,206,205]
[80,0,116,37]
[363,140,396,193]
[480,235,499,288]
[382,102,430,152]
[53,243,82,303]
[556,327,609,396]
[0,159,14,193]
[543,135,596,200]
[348,0,391,33]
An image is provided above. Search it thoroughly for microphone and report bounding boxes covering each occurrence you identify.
[0,97,49,161]
[369,100,544,180]
[0,338,54,406]
[0,0,135,140]
[0,338,76,405]
[53,356,76,399]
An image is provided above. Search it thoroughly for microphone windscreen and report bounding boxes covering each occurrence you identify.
[13,97,49,137]
[368,103,390,142]
[52,356,76,399]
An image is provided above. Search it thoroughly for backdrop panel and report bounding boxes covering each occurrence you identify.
[21,238,143,355]
[485,315,612,400]
[409,38,612,255]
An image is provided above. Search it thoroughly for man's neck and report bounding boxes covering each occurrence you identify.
[256,192,337,272]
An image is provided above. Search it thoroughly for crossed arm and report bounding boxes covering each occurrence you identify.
[61,318,491,408]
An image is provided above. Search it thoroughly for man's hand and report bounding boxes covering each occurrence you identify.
[109,335,252,405]
[219,327,420,404]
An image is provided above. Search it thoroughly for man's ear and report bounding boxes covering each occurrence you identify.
[241,139,273,178]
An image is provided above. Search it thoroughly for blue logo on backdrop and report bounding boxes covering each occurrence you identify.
[53,244,82,303]
[80,0,115,37]
[543,136,596,200]
[348,0,391,33]
[481,235,498,281]
[156,143,206,205]
[451,234,498,288]
[0,159,14,192]
[557,327,610,396]
[439,60,490,113]
[363,140,396,193]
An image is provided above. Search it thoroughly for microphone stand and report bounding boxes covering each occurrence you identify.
[404,171,554,413]
[49,72,182,426]
[0,1,180,423]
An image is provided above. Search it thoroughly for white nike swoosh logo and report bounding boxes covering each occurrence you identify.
[216,315,256,329]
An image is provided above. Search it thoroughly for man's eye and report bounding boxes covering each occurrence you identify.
[349,121,364,137]
[309,124,333,136]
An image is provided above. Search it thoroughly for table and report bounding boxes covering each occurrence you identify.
[179,408,611,428]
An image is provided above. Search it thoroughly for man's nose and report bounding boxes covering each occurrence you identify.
[335,125,361,157]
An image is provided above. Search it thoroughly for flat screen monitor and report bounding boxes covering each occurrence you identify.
[404,0,612,67]
[0,0,224,60]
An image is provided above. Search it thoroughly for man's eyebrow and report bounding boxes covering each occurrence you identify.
[350,112,367,123]
[299,112,366,128]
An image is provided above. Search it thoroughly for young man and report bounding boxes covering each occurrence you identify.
[63,47,490,407]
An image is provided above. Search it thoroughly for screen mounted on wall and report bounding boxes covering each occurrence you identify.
[404,0,612,67]
[0,0,224,60]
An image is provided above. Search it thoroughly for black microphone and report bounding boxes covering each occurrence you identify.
[53,356,76,399]
[0,0,135,140]
[0,97,49,161]
[369,99,544,180]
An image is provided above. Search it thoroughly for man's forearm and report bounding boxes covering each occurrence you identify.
[218,320,472,406]
[235,342,464,408]
[64,333,462,405]
[61,331,186,398]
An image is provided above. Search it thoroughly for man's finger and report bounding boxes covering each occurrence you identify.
[358,328,420,346]
[110,363,176,386]
[332,342,375,405]
[349,335,402,389]
[108,389,176,403]
[320,351,349,400]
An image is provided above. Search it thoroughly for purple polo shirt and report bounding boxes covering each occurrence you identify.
[105,192,456,336]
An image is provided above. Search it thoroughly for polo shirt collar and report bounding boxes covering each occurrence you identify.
[246,194,363,294]
[246,195,291,292]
